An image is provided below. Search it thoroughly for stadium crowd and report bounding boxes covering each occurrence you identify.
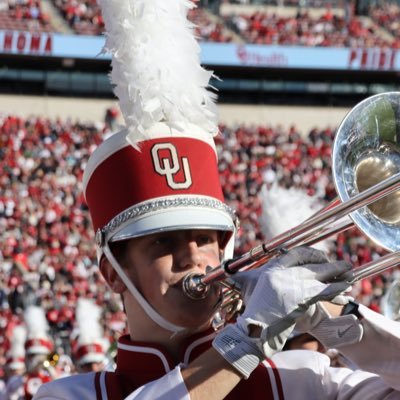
[188,6,234,42]
[224,8,395,47]
[50,0,104,35]
[369,2,400,46]
[0,111,398,391]
[0,0,53,32]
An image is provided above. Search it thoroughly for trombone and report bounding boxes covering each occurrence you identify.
[183,92,400,301]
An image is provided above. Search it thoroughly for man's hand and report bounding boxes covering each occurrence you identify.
[213,247,351,378]
[295,301,364,349]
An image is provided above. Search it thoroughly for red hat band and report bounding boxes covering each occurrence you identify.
[6,357,25,370]
[76,343,106,365]
[76,343,104,359]
[25,338,53,355]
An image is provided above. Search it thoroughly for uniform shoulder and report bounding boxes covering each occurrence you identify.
[33,372,97,399]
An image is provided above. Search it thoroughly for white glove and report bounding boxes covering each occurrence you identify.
[213,247,351,378]
[295,301,364,348]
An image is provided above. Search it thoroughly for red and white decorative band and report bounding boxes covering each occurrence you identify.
[76,343,104,359]
[85,136,225,232]
[25,338,53,352]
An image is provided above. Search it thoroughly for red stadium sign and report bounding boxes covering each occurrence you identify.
[236,45,288,67]
[1,31,52,55]
[348,48,396,70]
[0,31,398,73]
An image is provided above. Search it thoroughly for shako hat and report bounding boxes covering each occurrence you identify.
[83,123,237,253]
[24,306,53,356]
[84,0,238,256]
[74,299,108,367]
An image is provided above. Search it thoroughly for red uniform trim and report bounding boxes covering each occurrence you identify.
[267,358,285,400]
[105,371,129,400]
[96,334,279,399]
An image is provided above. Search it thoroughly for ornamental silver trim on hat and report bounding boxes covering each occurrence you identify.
[96,195,239,248]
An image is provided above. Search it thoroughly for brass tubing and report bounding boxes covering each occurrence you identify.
[183,173,400,300]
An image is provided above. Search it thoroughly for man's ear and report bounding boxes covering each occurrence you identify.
[99,257,126,293]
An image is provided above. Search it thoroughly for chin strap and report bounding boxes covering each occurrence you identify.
[103,243,186,335]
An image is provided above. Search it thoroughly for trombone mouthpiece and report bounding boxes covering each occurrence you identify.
[182,273,210,300]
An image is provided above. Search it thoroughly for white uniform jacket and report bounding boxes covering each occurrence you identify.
[34,305,400,400]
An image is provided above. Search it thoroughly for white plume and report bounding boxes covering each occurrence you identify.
[24,305,49,338]
[260,183,331,253]
[76,298,104,345]
[9,325,27,358]
[98,0,219,145]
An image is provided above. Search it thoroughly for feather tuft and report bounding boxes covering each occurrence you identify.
[98,0,219,145]
[9,325,27,358]
[76,298,104,345]
[24,306,49,338]
[260,183,332,253]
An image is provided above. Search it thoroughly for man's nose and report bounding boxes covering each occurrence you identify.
[176,240,203,270]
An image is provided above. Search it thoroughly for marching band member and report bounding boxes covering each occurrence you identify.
[259,182,334,254]
[0,325,26,400]
[34,0,400,398]
[72,298,109,373]
[23,306,54,400]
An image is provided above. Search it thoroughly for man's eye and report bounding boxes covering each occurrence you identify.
[153,237,171,246]
[197,235,214,245]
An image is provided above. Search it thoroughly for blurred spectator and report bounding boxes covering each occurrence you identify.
[71,298,109,373]
[104,106,120,132]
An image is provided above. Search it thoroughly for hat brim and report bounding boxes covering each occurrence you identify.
[78,353,106,366]
[110,206,236,243]
[26,346,50,356]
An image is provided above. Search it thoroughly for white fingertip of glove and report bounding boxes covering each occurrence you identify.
[296,302,363,348]
[306,260,352,283]
[280,247,330,265]
[331,293,354,305]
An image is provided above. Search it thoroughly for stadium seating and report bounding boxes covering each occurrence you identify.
[50,0,104,35]
[223,9,394,47]
[189,6,234,42]
[0,1,53,33]
[49,0,233,39]
[369,2,400,48]
[0,0,397,50]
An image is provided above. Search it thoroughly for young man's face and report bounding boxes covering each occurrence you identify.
[120,229,223,329]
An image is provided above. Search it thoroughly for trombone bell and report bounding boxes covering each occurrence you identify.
[355,143,400,224]
[333,92,400,252]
